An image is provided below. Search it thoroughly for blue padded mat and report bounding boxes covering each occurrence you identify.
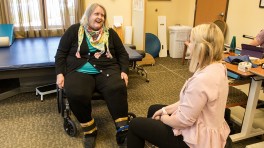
[145,33,161,58]
[0,37,143,71]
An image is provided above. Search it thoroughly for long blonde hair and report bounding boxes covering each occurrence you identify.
[189,23,224,73]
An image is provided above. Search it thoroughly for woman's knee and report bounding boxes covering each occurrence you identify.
[108,81,126,92]
[129,117,144,131]
[102,82,127,98]
[65,88,93,102]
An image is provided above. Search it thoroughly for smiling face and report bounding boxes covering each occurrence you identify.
[88,6,105,31]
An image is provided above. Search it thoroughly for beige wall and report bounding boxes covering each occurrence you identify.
[84,0,132,27]
[84,0,264,49]
[145,0,195,51]
[145,0,264,48]
[226,0,264,48]
[145,0,195,35]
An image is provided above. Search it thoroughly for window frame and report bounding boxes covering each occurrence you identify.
[11,0,76,30]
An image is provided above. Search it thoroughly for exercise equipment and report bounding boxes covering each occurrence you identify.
[145,33,161,58]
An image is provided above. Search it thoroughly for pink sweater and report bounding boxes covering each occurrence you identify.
[171,63,230,148]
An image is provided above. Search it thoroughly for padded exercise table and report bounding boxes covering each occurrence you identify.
[0,37,142,100]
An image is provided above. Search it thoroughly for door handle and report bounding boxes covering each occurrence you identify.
[219,12,225,17]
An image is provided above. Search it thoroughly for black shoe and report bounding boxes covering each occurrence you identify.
[116,130,128,147]
[83,132,97,148]
[118,138,127,148]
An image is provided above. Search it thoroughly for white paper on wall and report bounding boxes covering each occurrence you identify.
[124,26,132,44]
[114,16,123,28]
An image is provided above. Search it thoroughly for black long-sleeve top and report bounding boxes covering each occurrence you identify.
[55,23,129,77]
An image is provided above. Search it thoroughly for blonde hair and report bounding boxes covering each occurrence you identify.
[80,3,107,27]
[189,23,224,73]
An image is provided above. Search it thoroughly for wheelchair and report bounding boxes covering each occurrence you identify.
[56,87,136,137]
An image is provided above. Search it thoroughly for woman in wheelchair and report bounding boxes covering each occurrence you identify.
[127,23,231,148]
[55,3,129,148]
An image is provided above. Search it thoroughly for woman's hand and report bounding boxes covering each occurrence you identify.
[121,72,128,86]
[160,114,169,123]
[56,74,64,89]
[152,109,163,120]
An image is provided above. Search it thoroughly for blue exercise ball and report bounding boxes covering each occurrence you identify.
[145,33,161,58]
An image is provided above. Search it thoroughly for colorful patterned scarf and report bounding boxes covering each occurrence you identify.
[75,25,112,59]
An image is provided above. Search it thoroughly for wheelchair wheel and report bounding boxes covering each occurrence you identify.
[57,88,62,114]
[59,91,66,117]
[57,88,66,117]
[128,112,136,121]
[63,118,77,137]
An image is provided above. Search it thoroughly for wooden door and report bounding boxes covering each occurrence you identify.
[194,0,229,26]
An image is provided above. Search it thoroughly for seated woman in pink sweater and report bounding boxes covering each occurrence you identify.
[127,23,230,148]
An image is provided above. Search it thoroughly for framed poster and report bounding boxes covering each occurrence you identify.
[260,0,264,8]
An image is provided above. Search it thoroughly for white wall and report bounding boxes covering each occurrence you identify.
[84,0,264,49]
[226,0,264,47]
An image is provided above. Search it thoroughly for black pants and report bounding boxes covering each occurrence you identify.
[127,104,189,148]
[64,71,128,123]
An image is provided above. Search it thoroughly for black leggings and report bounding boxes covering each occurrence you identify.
[127,104,189,148]
[64,71,128,123]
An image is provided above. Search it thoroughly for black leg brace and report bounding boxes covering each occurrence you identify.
[81,118,97,136]
[115,117,129,145]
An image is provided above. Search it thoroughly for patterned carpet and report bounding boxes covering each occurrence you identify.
[0,57,262,148]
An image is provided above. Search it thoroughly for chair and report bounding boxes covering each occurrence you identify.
[226,86,248,108]
[213,19,227,37]
[125,44,150,82]
[182,41,190,65]
[113,26,150,82]
[57,88,136,137]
